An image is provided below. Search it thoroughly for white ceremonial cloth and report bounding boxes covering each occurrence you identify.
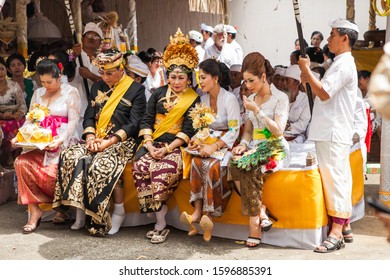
[288,91,311,143]
[315,141,352,218]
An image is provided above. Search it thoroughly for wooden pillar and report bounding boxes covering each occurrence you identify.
[126,0,137,53]
[223,0,229,24]
[16,0,28,58]
[346,0,355,22]
[369,0,377,30]
[71,0,82,44]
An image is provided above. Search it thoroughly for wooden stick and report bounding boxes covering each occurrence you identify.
[292,0,314,115]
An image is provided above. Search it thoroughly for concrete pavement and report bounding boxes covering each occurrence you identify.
[0,174,388,260]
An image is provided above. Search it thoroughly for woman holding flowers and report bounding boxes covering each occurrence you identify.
[132,29,200,244]
[13,59,81,233]
[180,58,241,242]
[228,52,289,248]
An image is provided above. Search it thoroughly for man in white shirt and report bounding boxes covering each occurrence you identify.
[226,25,243,64]
[200,23,214,50]
[70,22,102,134]
[204,24,240,68]
[189,30,205,63]
[299,18,359,253]
[229,64,244,122]
[282,65,311,143]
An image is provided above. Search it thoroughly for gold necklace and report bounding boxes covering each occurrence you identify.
[162,86,183,112]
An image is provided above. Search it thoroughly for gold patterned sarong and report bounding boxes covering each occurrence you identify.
[52,139,135,235]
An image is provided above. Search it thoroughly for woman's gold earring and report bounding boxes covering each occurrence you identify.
[187,80,191,85]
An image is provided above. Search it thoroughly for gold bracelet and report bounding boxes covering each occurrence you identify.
[144,139,154,145]
[165,143,172,153]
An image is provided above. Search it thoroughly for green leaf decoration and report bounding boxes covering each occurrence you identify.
[232,138,286,171]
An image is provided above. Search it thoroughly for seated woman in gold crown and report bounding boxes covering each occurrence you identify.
[52,49,146,235]
[132,29,200,244]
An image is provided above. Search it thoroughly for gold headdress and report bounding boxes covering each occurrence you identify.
[93,49,124,70]
[163,28,199,71]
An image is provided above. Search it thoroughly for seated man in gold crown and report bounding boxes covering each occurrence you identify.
[132,28,200,244]
[53,49,146,236]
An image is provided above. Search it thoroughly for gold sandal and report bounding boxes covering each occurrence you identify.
[180,211,198,236]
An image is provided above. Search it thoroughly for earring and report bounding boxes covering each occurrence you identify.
[263,79,266,84]
[187,80,191,85]
[214,81,217,85]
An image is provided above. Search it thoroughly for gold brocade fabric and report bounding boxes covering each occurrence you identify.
[228,163,267,216]
[53,139,136,235]
[153,113,184,135]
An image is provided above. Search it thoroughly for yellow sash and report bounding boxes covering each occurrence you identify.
[152,87,198,140]
[96,75,134,138]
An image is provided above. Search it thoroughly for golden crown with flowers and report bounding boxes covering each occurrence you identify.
[162,28,199,72]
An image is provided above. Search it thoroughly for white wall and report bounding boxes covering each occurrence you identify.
[228,0,387,66]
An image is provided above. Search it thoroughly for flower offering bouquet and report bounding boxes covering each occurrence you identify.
[16,103,52,149]
[185,103,227,160]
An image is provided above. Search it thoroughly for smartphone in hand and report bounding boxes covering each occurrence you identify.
[367,197,390,214]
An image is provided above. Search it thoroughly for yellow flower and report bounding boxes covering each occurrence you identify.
[204,113,215,125]
[193,118,201,129]
[27,104,50,123]
[189,102,216,131]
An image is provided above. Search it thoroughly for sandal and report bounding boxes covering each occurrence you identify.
[150,229,170,244]
[199,215,214,242]
[246,236,261,248]
[23,218,41,234]
[313,236,345,253]
[342,229,354,243]
[52,212,70,225]
[180,211,198,236]
[146,229,160,239]
[260,218,273,232]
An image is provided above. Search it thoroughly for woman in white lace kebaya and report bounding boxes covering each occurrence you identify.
[229,52,289,248]
[13,59,80,234]
[0,56,27,167]
[180,59,241,242]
